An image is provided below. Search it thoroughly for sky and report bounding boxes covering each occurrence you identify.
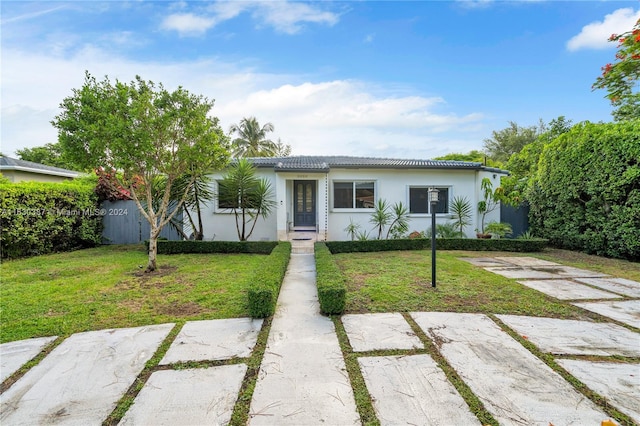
[2,1,639,160]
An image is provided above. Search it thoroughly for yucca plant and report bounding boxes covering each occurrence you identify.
[450,196,472,237]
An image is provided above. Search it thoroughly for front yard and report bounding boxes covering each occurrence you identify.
[335,248,640,317]
[0,245,265,343]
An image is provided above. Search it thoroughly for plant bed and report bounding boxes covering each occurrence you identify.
[325,238,548,254]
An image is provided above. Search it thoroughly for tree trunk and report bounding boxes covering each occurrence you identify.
[146,226,159,272]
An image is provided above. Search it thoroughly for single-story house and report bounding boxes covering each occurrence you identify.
[201,156,508,241]
[0,156,80,183]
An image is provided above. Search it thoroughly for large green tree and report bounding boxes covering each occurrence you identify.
[592,18,640,121]
[229,117,291,157]
[501,116,574,205]
[483,121,542,163]
[433,150,502,168]
[52,72,229,271]
[16,142,81,171]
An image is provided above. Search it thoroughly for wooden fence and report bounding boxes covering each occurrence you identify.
[101,200,182,244]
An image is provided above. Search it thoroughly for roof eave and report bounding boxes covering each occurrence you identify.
[0,165,80,178]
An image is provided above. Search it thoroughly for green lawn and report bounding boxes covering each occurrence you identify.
[0,245,265,343]
[335,248,640,318]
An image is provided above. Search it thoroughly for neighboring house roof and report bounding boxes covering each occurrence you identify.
[0,156,81,178]
[246,155,508,174]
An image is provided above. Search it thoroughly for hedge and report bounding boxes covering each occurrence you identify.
[248,242,291,318]
[0,180,102,258]
[156,240,278,254]
[315,243,347,315]
[529,120,640,260]
[325,238,548,254]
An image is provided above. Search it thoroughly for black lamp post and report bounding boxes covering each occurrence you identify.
[429,187,439,288]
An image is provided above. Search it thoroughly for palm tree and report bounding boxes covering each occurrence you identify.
[229,117,279,157]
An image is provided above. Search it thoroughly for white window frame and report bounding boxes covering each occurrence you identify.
[331,180,377,211]
[407,185,452,216]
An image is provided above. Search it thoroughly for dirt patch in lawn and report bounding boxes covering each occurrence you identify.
[158,301,204,316]
[132,265,178,278]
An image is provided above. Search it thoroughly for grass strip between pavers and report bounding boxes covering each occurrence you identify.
[490,314,637,426]
[102,317,273,426]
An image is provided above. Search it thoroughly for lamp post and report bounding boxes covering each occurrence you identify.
[429,187,439,288]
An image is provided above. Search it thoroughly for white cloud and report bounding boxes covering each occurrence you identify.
[254,2,340,34]
[161,13,217,36]
[1,46,484,160]
[567,7,640,51]
[161,1,340,36]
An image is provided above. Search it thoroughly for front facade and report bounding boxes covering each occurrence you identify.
[201,156,507,241]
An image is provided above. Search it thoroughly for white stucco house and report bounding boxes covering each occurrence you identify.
[201,156,508,242]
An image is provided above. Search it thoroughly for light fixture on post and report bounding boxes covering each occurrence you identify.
[428,187,439,288]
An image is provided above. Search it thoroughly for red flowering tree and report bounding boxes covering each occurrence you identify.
[593,18,640,121]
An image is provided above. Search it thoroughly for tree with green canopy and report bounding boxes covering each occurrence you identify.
[229,117,291,157]
[482,121,543,163]
[52,71,229,271]
[16,142,81,171]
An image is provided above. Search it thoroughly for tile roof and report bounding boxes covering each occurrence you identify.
[0,156,81,177]
[245,156,507,173]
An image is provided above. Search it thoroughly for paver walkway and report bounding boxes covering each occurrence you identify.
[1,251,638,425]
[248,248,359,425]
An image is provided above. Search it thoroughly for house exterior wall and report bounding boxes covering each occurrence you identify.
[200,166,504,242]
[199,169,278,241]
[325,168,501,240]
[1,170,75,183]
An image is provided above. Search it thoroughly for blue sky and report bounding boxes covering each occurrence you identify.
[2,1,639,160]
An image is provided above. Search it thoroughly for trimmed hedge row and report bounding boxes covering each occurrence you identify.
[315,243,347,315]
[1,181,102,258]
[248,242,291,318]
[325,238,548,254]
[156,240,278,254]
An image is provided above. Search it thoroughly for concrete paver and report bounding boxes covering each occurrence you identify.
[342,313,422,352]
[119,364,247,425]
[0,336,57,382]
[494,256,560,267]
[248,253,359,425]
[0,324,173,425]
[537,265,609,278]
[160,318,263,364]
[459,257,511,267]
[574,300,640,328]
[411,312,611,426]
[516,278,621,300]
[484,266,563,279]
[358,354,481,425]
[575,277,640,298]
[497,315,640,356]
[557,359,640,424]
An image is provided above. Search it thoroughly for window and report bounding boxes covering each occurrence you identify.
[409,187,449,214]
[217,180,239,209]
[333,181,375,209]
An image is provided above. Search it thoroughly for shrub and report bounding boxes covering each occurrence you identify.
[248,242,291,318]
[1,180,102,258]
[325,238,547,254]
[315,243,347,315]
[485,221,513,238]
[156,240,277,254]
[529,120,640,260]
